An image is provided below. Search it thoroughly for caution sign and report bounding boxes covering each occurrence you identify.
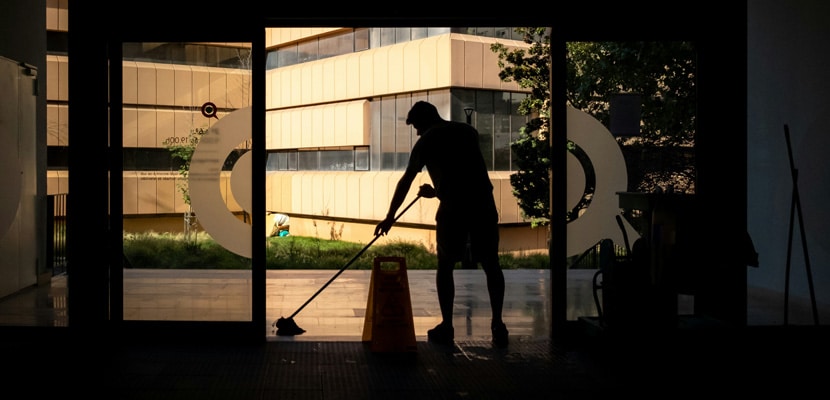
[362,257,417,352]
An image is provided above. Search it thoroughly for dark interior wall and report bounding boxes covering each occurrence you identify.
[748,0,830,311]
[0,0,48,278]
[0,1,46,71]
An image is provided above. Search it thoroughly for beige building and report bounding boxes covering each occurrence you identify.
[263,28,546,253]
[45,9,547,256]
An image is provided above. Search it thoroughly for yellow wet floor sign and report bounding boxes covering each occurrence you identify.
[362,256,416,352]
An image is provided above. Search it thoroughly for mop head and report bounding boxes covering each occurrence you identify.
[275,317,306,336]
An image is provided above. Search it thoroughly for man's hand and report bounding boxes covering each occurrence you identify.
[418,184,437,199]
[374,216,395,236]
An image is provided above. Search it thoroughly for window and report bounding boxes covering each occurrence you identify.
[122,42,251,69]
[275,45,298,68]
[267,148,367,171]
[354,28,370,52]
[296,40,318,64]
[395,97,413,170]
[366,89,528,172]
[266,27,516,70]
[355,147,369,171]
[298,150,318,170]
[319,31,353,59]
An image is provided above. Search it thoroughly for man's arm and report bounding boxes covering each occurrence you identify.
[388,172,416,218]
[375,170,417,236]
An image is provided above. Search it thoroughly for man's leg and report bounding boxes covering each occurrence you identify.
[427,259,456,345]
[482,258,508,347]
[481,259,505,324]
[474,217,505,324]
[476,217,508,347]
[436,259,456,325]
[429,216,457,345]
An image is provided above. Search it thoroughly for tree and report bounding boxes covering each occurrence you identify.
[164,127,207,238]
[491,28,697,226]
[492,28,553,227]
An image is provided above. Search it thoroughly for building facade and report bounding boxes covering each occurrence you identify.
[45,15,548,255]
[262,28,545,253]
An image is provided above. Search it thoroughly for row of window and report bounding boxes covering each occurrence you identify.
[265,89,529,172]
[48,28,524,67]
[47,88,529,172]
[267,27,524,70]
[122,42,253,69]
[47,29,531,173]
[266,147,370,171]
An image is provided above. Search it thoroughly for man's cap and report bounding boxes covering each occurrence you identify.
[406,101,439,125]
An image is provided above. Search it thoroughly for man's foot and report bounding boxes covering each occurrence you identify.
[491,321,509,348]
[427,323,454,346]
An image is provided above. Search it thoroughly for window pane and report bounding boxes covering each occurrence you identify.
[475,92,495,170]
[379,28,396,47]
[427,89,451,121]
[266,50,279,70]
[369,28,382,49]
[510,94,527,171]
[395,27,411,43]
[395,97,412,170]
[355,28,369,51]
[410,92,428,153]
[494,27,512,39]
[320,150,354,170]
[298,151,318,170]
[510,28,524,41]
[411,28,428,40]
[287,151,298,170]
[370,100,381,171]
[355,147,369,171]
[451,88,475,123]
[380,97,396,170]
[451,27,474,35]
[266,152,281,171]
[476,27,495,37]
[277,45,298,68]
[297,40,317,64]
[494,93,512,171]
[319,30,353,60]
[428,27,450,37]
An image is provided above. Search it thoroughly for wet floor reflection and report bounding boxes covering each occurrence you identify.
[11,267,819,333]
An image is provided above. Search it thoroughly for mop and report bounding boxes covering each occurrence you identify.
[274,195,422,336]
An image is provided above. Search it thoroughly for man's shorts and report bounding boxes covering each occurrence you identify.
[435,204,499,265]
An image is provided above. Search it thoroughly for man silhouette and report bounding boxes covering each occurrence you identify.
[374,101,508,348]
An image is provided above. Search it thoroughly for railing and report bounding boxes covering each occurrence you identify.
[568,240,627,269]
[47,193,67,276]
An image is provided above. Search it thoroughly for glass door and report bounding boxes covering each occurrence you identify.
[120,42,254,322]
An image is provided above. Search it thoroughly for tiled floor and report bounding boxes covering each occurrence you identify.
[3,268,829,398]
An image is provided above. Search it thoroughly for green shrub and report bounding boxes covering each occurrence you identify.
[123,232,550,270]
[123,232,249,269]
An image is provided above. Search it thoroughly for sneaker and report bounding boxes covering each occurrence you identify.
[427,323,454,345]
[491,321,509,348]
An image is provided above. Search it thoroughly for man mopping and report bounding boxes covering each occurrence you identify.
[374,101,509,348]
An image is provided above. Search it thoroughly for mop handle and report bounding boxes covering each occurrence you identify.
[287,195,422,319]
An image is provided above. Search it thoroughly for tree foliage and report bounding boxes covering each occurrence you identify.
[164,127,207,206]
[492,28,553,227]
[491,28,697,226]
